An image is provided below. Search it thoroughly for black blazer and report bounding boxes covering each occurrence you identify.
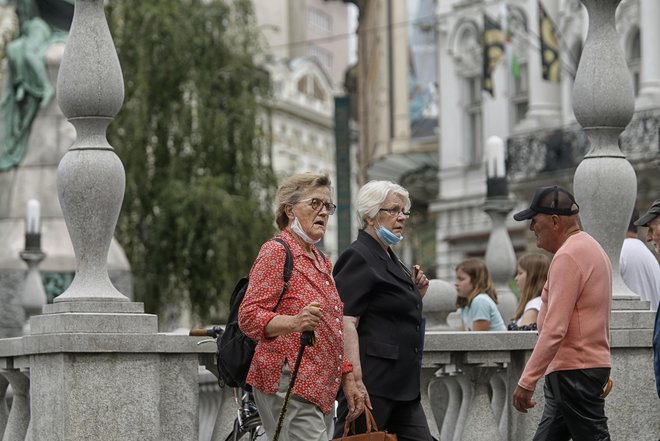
[333,229,424,401]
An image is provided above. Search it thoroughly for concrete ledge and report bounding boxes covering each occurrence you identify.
[30,313,158,335]
[610,328,654,347]
[612,298,651,310]
[0,333,215,357]
[424,328,654,353]
[611,310,656,329]
[43,302,145,314]
[424,331,538,351]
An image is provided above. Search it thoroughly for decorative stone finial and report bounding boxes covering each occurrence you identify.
[55,0,127,302]
[572,0,638,298]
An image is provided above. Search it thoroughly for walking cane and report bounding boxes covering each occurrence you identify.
[272,330,315,441]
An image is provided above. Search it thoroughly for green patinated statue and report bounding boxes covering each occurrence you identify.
[0,0,73,171]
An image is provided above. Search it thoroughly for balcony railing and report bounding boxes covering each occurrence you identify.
[2,295,656,441]
[507,109,660,180]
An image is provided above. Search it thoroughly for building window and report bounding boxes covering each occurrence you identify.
[296,75,327,102]
[307,45,333,74]
[465,75,482,165]
[313,78,326,101]
[512,63,528,125]
[627,29,641,97]
[298,77,307,94]
[308,7,332,34]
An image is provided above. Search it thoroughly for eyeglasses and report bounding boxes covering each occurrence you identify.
[296,198,337,215]
[379,207,411,218]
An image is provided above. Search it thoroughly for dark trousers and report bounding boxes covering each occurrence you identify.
[334,391,433,441]
[533,368,611,441]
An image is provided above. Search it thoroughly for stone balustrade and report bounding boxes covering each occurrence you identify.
[0,297,658,441]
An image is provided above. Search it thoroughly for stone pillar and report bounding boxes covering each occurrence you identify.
[483,199,517,324]
[572,0,637,299]
[637,0,660,109]
[24,2,201,440]
[518,0,562,130]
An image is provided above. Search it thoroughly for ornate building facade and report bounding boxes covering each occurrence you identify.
[263,56,344,259]
[344,0,659,278]
[432,0,660,278]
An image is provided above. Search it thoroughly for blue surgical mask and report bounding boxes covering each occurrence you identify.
[376,222,403,246]
[291,216,320,244]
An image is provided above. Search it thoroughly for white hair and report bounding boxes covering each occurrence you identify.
[356,180,411,229]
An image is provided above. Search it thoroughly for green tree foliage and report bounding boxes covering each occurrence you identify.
[106,0,277,325]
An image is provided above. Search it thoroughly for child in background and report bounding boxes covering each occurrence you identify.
[508,253,550,331]
[454,258,506,331]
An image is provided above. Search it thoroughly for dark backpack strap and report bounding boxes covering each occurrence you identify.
[272,237,293,311]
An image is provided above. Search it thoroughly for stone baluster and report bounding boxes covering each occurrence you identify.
[55,0,127,303]
[438,374,462,441]
[428,374,449,439]
[489,370,508,439]
[482,199,517,323]
[421,367,441,440]
[23,1,200,440]
[0,370,29,441]
[0,374,8,437]
[572,0,637,299]
[459,366,505,441]
[454,373,472,441]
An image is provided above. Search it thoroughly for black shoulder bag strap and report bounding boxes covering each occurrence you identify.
[272,237,293,312]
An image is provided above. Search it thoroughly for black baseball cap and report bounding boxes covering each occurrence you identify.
[513,186,580,221]
[634,199,660,227]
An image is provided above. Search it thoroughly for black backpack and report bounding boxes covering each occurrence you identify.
[216,237,293,388]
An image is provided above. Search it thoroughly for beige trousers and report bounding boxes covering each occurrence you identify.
[253,363,334,441]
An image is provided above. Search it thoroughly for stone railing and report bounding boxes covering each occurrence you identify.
[189,293,660,441]
[1,295,658,441]
[0,329,205,441]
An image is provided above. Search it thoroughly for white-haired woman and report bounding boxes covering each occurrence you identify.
[332,180,433,441]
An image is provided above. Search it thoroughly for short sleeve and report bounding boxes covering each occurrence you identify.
[525,296,543,313]
[469,295,494,322]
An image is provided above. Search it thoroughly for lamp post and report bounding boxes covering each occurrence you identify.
[482,136,517,323]
[19,199,47,333]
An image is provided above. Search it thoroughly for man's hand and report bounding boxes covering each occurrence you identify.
[512,385,536,413]
[342,372,365,422]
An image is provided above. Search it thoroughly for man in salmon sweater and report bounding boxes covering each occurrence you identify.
[511,186,612,440]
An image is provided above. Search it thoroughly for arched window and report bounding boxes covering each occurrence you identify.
[451,20,482,165]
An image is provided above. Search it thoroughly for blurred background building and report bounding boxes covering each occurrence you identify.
[343,0,660,280]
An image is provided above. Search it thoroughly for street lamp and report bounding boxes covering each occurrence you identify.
[482,136,517,322]
[19,198,47,333]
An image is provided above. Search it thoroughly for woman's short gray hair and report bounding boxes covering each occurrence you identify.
[356,180,410,229]
[275,172,332,230]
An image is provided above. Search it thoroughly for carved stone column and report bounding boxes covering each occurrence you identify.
[25,2,201,440]
[55,0,126,303]
[483,199,517,323]
[572,0,637,299]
